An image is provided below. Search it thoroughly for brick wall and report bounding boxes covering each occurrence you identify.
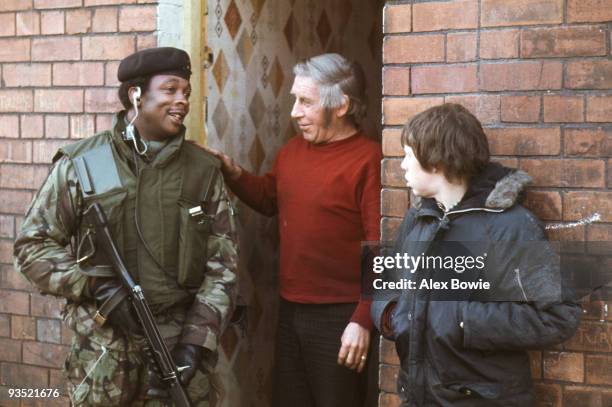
[380,0,611,406]
[0,0,156,404]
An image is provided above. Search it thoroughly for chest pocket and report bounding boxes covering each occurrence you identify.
[72,144,128,271]
[176,161,219,288]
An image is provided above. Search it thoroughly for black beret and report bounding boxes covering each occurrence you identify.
[117,47,192,82]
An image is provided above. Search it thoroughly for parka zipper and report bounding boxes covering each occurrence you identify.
[514,268,529,301]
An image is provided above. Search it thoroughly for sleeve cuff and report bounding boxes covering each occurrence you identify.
[350,300,374,331]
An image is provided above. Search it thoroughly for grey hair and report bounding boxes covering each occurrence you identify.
[293,53,367,126]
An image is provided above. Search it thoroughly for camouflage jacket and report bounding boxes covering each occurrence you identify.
[14,112,238,352]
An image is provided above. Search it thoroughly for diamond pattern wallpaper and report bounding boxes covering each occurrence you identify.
[205,0,383,405]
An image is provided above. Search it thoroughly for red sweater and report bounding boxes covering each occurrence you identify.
[227,133,382,330]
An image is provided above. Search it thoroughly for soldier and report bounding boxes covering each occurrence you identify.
[13,47,238,406]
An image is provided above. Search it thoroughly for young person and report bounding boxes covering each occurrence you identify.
[372,103,581,406]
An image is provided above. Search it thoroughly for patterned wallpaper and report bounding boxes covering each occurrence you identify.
[205,1,383,405]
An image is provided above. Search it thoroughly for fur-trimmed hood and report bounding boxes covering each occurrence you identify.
[417,162,532,215]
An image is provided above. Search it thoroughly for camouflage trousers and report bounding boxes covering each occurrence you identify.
[63,302,212,406]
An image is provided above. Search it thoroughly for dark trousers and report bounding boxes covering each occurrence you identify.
[272,299,378,407]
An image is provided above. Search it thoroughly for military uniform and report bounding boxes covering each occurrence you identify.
[14,98,237,404]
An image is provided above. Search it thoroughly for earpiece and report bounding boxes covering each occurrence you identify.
[132,87,142,106]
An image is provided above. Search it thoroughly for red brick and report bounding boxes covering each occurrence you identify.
[32,139,68,163]
[0,216,14,239]
[45,115,69,139]
[34,89,83,113]
[0,289,29,315]
[60,322,72,345]
[520,159,605,188]
[543,351,584,382]
[382,188,409,217]
[0,90,32,112]
[0,0,32,11]
[83,34,135,60]
[491,157,518,168]
[34,0,81,8]
[380,338,400,365]
[23,341,67,368]
[16,11,40,36]
[0,38,30,62]
[0,115,19,138]
[480,61,562,91]
[381,217,403,241]
[383,67,409,96]
[91,7,117,32]
[447,32,477,63]
[40,10,64,35]
[413,0,477,32]
[104,60,120,86]
[0,190,33,214]
[31,37,80,61]
[119,5,155,32]
[481,0,563,27]
[136,32,156,50]
[586,95,612,122]
[501,95,540,123]
[382,128,402,157]
[529,351,542,378]
[480,28,520,60]
[585,354,612,385]
[543,95,584,123]
[564,192,612,222]
[84,88,121,113]
[444,94,500,125]
[0,240,12,264]
[2,63,51,87]
[0,362,53,389]
[379,392,402,407]
[0,265,32,290]
[586,223,611,242]
[383,34,444,64]
[524,190,562,221]
[567,60,612,90]
[0,164,49,189]
[521,26,607,58]
[609,159,612,188]
[30,293,64,318]
[533,383,562,407]
[70,114,95,139]
[384,4,411,34]
[49,366,68,390]
[568,0,612,22]
[95,113,113,131]
[486,127,560,156]
[10,315,35,340]
[0,339,22,364]
[0,314,9,336]
[53,62,104,86]
[565,128,612,157]
[382,158,404,188]
[85,0,136,5]
[0,141,32,164]
[379,363,399,393]
[0,13,16,37]
[65,8,91,34]
[563,386,612,406]
[412,64,477,94]
[545,223,585,241]
[21,114,44,138]
[383,97,444,126]
[37,318,61,343]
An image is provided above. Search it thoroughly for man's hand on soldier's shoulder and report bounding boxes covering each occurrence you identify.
[202,146,243,181]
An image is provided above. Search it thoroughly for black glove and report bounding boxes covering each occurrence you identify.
[171,344,207,386]
[91,278,143,335]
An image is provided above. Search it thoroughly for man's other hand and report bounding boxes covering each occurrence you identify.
[203,146,242,181]
[337,322,370,373]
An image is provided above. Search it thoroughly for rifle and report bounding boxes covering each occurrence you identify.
[84,202,193,407]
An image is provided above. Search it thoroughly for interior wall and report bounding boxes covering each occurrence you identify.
[205,0,383,405]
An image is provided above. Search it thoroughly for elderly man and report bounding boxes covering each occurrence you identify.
[14,47,238,406]
[211,53,381,407]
